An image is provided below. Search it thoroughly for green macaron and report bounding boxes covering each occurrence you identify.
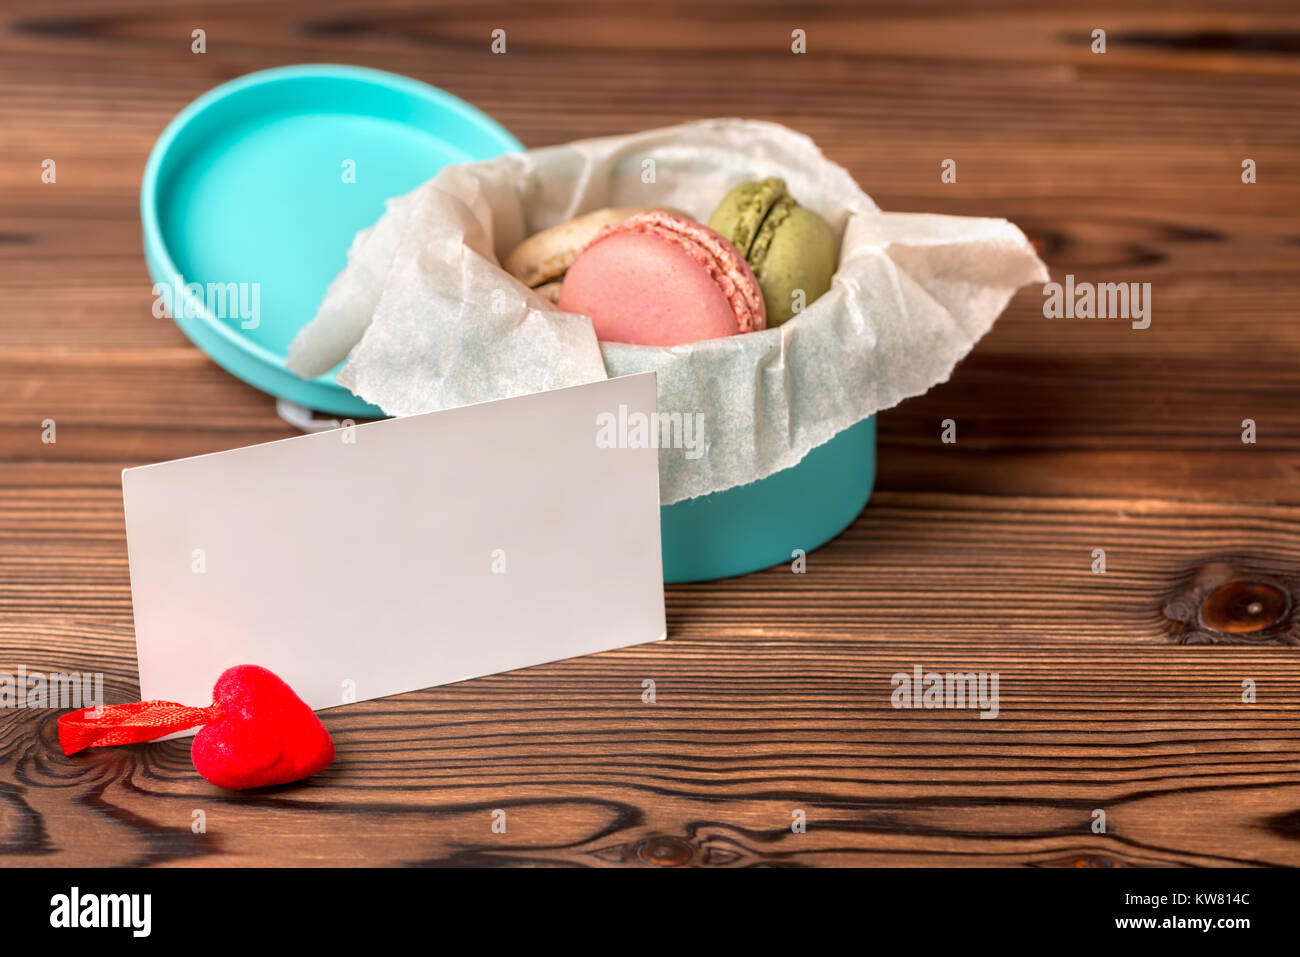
[708,178,839,326]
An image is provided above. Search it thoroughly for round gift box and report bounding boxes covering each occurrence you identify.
[141,65,875,582]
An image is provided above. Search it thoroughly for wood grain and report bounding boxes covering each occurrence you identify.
[1,0,1299,866]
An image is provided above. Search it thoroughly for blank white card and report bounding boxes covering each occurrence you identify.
[123,373,665,713]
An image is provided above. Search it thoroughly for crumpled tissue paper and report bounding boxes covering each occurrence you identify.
[287,119,1048,504]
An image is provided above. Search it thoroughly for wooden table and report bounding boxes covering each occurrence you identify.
[3,1,1298,867]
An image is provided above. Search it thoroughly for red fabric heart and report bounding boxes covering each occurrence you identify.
[58,664,334,791]
[191,665,335,790]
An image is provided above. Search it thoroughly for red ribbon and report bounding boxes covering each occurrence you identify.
[58,701,223,755]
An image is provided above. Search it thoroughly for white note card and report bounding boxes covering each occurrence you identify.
[123,373,665,716]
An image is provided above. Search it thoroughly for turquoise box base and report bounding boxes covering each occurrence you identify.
[659,416,876,583]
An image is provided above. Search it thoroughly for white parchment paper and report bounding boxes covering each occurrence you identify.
[287,119,1048,504]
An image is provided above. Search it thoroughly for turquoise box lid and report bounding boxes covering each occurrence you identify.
[141,64,523,417]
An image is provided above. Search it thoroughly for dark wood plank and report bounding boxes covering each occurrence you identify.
[4,473,1300,865]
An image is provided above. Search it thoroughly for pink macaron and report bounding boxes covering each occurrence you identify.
[558,211,766,346]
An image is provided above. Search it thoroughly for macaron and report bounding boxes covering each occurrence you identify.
[502,206,683,291]
[558,211,766,346]
[708,178,839,326]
